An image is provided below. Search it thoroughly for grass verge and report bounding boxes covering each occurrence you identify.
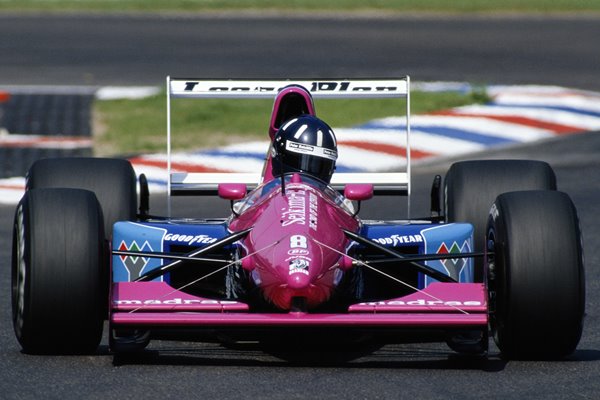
[94,88,488,155]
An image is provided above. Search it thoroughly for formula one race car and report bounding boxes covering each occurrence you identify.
[11,78,584,360]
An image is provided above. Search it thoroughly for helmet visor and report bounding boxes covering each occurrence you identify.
[282,149,336,182]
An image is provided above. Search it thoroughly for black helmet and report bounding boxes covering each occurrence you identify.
[272,115,338,183]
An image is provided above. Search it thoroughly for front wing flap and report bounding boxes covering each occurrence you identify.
[110,281,487,329]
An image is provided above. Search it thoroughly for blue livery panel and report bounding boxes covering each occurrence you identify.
[113,220,473,287]
[112,221,229,282]
[361,222,474,287]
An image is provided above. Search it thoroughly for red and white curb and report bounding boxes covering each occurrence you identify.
[1,84,599,204]
[0,133,92,149]
[129,84,600,193]
[0,177,26,205]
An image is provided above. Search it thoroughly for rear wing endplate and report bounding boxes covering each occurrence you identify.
[166,78,412,209]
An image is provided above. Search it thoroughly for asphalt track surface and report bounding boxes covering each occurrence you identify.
[1,13,600,90]
[1,134,599,399]
[1,13,600,400]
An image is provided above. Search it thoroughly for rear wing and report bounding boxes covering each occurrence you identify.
[166,77,412,207]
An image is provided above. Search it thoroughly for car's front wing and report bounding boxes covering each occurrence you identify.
[110,281,487,330]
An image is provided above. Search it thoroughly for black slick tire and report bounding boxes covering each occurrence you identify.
[486,190,585,359]
[26,157,137,236]
[445,160,556,281]
[12,188,105,354]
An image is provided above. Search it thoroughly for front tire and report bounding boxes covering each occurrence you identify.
[12,188,105,354]
[486,190,584,359]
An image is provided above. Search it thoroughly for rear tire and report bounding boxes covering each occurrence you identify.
[12,188,105,354]
[486,190,584,359]
[445,160,556,281]
[26,157,137,235]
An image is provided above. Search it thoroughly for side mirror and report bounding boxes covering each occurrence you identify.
[344,184,373,217]
[218,183,247,201]
[344,184,373,201]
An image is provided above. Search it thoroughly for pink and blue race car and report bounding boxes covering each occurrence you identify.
[12,79,584,360]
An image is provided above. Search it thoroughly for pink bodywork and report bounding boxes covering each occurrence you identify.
[109,83,489,333]
[230,174,359,310]
[110,173,488,328]
[111,281,487,327]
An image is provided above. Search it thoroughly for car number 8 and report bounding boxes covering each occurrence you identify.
[290,235,307,249]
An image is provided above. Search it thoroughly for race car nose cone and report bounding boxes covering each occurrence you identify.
[287,272,310,290]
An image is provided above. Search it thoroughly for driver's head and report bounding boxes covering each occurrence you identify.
[271,115,338,183]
